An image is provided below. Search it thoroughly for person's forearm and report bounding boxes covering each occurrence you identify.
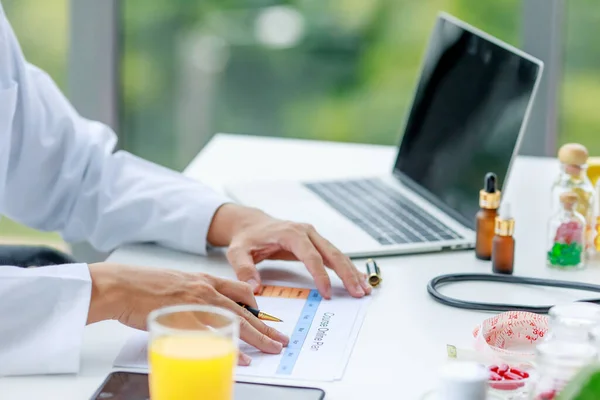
[87,263,120,325]
[207,204,269,247]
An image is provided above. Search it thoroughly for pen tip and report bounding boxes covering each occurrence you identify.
[260,312,283,322]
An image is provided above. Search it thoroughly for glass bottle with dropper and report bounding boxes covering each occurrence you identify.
[476,173,501,260]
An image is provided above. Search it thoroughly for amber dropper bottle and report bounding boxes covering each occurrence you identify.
[475,173,501,260]
[492,203,515,275]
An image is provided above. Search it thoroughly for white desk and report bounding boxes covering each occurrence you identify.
[3,134,600,400]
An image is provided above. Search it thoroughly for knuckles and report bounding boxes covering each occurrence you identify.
[238,316,252,331]
[298,222,316,233]
[190,280,219,299]
[281,222,313,238]
[262,324,277,340]
[239,281,254,296]
[307,252,324,266]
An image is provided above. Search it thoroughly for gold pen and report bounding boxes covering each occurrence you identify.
[366,258,382,287]
[237,302,283,322]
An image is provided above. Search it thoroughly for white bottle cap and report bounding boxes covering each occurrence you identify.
[436,362,488,400]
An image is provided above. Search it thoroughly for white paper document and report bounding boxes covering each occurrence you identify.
[113,282,371,381]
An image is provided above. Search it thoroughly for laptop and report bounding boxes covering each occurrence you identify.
[225,13,543,258]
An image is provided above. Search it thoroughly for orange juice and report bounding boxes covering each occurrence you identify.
[149,335,236,400]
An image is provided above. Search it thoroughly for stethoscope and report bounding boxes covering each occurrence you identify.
[427,273,600,313]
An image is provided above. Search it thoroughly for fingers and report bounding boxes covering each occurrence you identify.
[215,294,289,354]
[238,352,252,366]
[281,231,331,299]
[307,228,371,298]
[227,246,262,294]
[225,219,370,299]
[214,278,258,308]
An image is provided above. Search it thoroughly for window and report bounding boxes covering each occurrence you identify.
[120,0,521,171]
[0,0,67,247]
[2,0,68,89]
[560,0,600,154]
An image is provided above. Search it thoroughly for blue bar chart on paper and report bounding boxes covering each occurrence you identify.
[112,281,371,382]
[236,282,371,382]
[276,289,322,375]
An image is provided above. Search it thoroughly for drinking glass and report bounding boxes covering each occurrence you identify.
[148,305,239,400]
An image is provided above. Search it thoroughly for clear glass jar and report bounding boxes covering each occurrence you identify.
[594,179,600,253]
[547,193,586,269]
[590,325,600,360]
[530,303,600,399]
[551,163,595,250]
[530,341,597,400]
[547,303,600,341]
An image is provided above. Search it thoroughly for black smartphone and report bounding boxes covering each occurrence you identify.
[90,371,326,400]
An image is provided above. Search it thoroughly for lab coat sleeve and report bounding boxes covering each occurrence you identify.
[0,7,230,255]
[0,264,91,376]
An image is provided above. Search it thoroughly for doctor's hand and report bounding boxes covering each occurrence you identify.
[207,204,372,299]
[86,263,288,366]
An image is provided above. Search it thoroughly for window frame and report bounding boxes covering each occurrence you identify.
[68,0,119,132]
[520,0,564,156]
[68,0,118,263]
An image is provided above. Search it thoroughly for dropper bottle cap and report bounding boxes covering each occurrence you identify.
[495,202,515,236]
[479,173,501,209]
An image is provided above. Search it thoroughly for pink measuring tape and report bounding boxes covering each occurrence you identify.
[472,311,549,362]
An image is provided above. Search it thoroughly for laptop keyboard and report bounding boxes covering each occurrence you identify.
[304,178,463,245]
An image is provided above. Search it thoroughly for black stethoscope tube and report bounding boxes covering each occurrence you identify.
[427,273,600,314]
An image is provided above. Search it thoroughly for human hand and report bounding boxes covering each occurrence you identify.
[86,263,289,366]
[208,204,372,299]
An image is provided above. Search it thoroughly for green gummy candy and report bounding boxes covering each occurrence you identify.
[548,241,585,267]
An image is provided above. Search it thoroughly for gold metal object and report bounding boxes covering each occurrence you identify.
[366,258,382,287]
[495,216,515,237]
[238,302,283,322]
[257,311,283,322]
[479,189,501,209]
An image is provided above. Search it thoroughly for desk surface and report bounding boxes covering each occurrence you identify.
[3,134,600,400]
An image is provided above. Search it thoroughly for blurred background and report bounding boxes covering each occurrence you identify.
[1,0,598,252]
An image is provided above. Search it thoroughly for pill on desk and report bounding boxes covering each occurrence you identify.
[503,372,522,381]
[497,364,509,375]
[489,371,502,381]
[537,390,557,400]
[509,367,529,378]
[488,365,499,373]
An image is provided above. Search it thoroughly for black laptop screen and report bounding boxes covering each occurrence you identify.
[393,16,541,229]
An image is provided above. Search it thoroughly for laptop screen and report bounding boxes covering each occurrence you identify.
[393,14,542,230]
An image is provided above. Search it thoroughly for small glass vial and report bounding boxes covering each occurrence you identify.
[546,302,600,342]
[531,340,597,400]
[594,179,600,253]
[530,303,600,399]
[492,202,515,274]
[547,192,586,269]
[551,143,595,250]
[590,325,600,360]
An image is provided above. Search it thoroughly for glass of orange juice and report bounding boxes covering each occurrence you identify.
[148,305,239,400]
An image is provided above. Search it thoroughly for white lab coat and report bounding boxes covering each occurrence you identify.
[0,4,228,376]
